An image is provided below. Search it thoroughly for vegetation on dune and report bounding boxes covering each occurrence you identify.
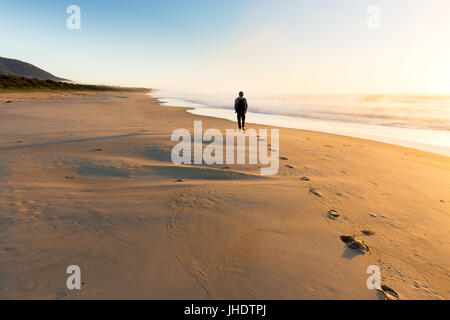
[0,74,149,92]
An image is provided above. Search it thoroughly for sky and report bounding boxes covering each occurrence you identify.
[1,0,449,95]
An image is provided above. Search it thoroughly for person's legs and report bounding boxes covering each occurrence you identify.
[237,112,246,130]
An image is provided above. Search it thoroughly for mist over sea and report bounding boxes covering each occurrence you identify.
[150,92,450,156]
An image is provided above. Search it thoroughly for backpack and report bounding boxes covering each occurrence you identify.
[236,98,246,112]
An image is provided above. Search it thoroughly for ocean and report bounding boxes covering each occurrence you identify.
[149,92,450,157]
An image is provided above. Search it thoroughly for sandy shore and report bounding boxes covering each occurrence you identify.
[0,91,448,299]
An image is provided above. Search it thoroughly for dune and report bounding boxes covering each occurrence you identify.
[0,92,448,299]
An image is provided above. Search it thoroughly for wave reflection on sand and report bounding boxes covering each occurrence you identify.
[151,93,450,157]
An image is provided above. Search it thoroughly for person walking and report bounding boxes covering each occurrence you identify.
[234,91,248,131]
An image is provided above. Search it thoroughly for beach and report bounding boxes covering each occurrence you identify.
[0,91,448,299]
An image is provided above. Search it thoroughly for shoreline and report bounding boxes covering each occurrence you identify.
[151,94,450,158]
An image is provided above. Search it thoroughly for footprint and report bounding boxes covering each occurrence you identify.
[361,229,375,236]
[309,188,322,198]
[10,202,22,207]
[377,285,399,300]
[328,209,340,219]
[340,235,369,253]
[0,247,17,254]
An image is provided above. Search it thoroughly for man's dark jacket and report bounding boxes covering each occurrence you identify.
[235,97,248,113]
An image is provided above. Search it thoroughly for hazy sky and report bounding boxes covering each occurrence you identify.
[1,0,449,95]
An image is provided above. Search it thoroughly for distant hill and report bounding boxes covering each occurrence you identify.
[0,74,149,92]
[0,57,67,81]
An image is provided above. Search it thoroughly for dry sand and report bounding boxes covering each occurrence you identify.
[0,91,448,299]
